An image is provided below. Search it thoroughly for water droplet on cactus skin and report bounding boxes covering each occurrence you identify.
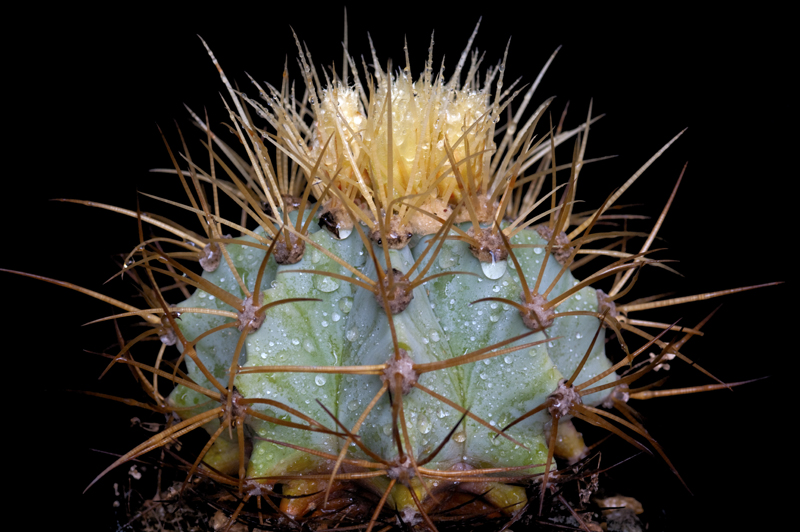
[339,296,353,314]
[481,259,507,279]
[437,247,459,268]
[314,275,339,293]
[418,414,431,434]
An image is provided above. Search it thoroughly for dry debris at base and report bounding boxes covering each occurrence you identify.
[116,471,647,532]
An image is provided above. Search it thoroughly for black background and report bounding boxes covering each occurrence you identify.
[8,4,791,531]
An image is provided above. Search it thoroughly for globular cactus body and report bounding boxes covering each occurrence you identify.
[171,213,615,512]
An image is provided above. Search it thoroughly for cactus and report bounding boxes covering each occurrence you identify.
[10,11,789,532]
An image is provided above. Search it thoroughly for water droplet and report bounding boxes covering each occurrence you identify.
[347,401,359,412]
[332,312,341,322]
[479,373,487,380]
[346,328,357,341]
[575,294,582,300]
[309,249,322,264]
[270,280,278,289]
[504,356,512,364]
[436,408,450,418]
[208,295,215,301]
[453,431,466,443]
[576,332,583,339]
[481,260,507,279]
[533,247,543,255]
[291,338,300,346]
[315,375,326,386]
[339,296,353,314]
[489,314,500,322]
[314,275,339,292]
[383,424,393,435]
[430,331,440,342]
[490,303,498,310]
[338,228,353,240]
[492,285,501,293]
[321,320,329,328]
[304,340,315,352]
[437,247,459,269]
[491,435,502,446]
[418,414,431,434]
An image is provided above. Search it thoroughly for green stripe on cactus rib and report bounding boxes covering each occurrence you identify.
[168,211,618,481]
[414,228,561,471]
[340,244,462,470]
[238,225,365,478]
